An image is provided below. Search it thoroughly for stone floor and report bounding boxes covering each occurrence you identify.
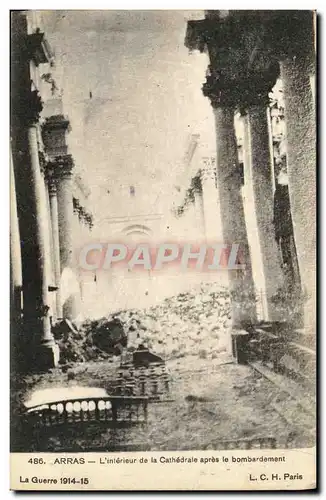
[11,353,315,452]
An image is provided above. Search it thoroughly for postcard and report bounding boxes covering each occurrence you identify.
[10,9,316,491]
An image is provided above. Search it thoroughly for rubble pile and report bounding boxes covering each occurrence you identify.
[55,282,232,364]
[126,282,232,359]
[55,317,128,364]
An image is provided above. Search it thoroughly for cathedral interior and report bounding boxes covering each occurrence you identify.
[10,10,316,452]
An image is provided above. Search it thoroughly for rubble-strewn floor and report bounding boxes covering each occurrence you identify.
[54,282,233,365]
[11,282,315,452]
[11,353,315,452]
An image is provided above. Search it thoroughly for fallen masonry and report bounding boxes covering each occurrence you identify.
[54,281,232,365]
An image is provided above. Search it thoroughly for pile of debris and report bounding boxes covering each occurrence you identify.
[53,317,128,364]
[53,282,232,364]
[124,282,232,359]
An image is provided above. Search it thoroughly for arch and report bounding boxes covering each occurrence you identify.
[122,224,152,237]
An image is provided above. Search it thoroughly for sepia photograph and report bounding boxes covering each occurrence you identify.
[10,8,316,490]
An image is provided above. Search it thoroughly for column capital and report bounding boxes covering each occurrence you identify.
[42,114,71,134]
[238,70,279,114]
[202,61,279,112]
[185,12,292,111]
[14,89,44,126]
[186,11,314,63]
[261,11,315,62]
[42,114,71,157]
[48,154,75,179]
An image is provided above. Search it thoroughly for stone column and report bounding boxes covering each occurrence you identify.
[41,159,57,323]
[242,102,285,321]
[48,177,63,319]
[10,148,23,327]
[27,124,59,367]
[280,52,316,335]
[213,106,257,326]
[56,155,79,320]
[184,16,257,328]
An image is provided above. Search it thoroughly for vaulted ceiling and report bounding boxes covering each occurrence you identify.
[40,10,216,220]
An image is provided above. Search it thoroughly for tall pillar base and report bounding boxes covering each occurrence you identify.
[33,341,60,371]
[231,329,250,365]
